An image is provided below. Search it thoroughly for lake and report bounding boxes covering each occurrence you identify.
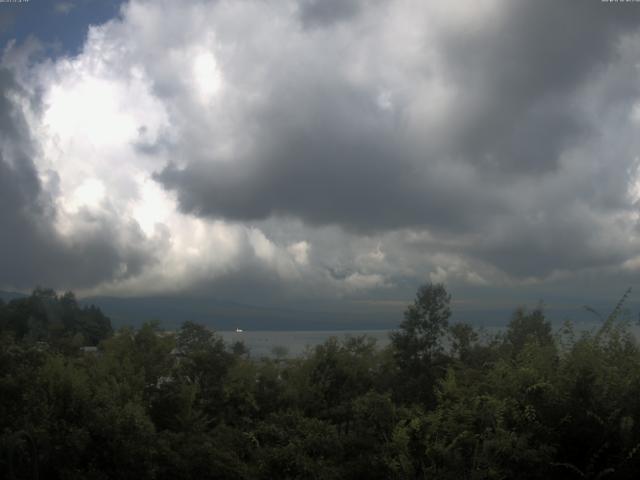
[218,321,640,358]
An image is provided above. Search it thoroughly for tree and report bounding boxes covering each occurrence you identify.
[0,288,112,348]
[506,306,553,354]
[391,283,451,366]
[177,321,219,354]
[448,322,478,364]
[303,336,380,428]
[390,283,452,406]
[176,321,234,420]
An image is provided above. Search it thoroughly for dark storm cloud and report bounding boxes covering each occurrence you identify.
[157,73,504,234]
[154,0,640,281]
[297,0,362,28]
[0,67,156,290]
[471,212,634,278]
[157,0,640,224]
[440,0,640,175]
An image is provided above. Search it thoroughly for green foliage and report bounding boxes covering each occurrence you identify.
[391,283,452,365]
[3,285,640,479]
[390,282,452,406]
[506,305,554,354]
[175,321,235,421]
[253,411,342,479]
[0,288,112,350]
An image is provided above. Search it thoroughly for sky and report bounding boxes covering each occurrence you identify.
[2,0,640,328]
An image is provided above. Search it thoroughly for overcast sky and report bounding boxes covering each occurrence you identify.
[2,0,640,326]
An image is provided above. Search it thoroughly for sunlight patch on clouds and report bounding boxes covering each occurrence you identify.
[287,241,310,266]
[343,272,387,292]
[44,77,136,147]
[627,159,640,205]
[192,48,222,103]
[131,175,175,237]
[69,178,106,211]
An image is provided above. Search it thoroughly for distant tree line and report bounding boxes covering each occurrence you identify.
[2,284,640,478]
[0,287,111,350]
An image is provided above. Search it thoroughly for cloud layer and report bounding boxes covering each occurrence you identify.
[2,0,640,310]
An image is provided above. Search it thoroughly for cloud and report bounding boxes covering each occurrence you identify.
[147,0,640,279]
[297,0,363,28]
[0,65,157,290]
[3,0,640,309]
[436,0,640,174]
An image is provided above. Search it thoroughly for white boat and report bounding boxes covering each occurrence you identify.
[235,328,244,333]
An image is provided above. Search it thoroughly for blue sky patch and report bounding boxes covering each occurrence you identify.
[0,0,125,57]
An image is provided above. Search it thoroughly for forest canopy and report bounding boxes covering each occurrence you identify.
[2,285,640,479]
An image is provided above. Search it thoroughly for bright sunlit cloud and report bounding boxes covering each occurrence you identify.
[44,77,136,147]
[192,49,222,103]
[70,178,106,210]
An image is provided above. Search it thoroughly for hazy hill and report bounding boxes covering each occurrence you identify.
[82,295,397,331]
[0,291,27,302]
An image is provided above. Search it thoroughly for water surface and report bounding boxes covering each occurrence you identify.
[219,330,391,357]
